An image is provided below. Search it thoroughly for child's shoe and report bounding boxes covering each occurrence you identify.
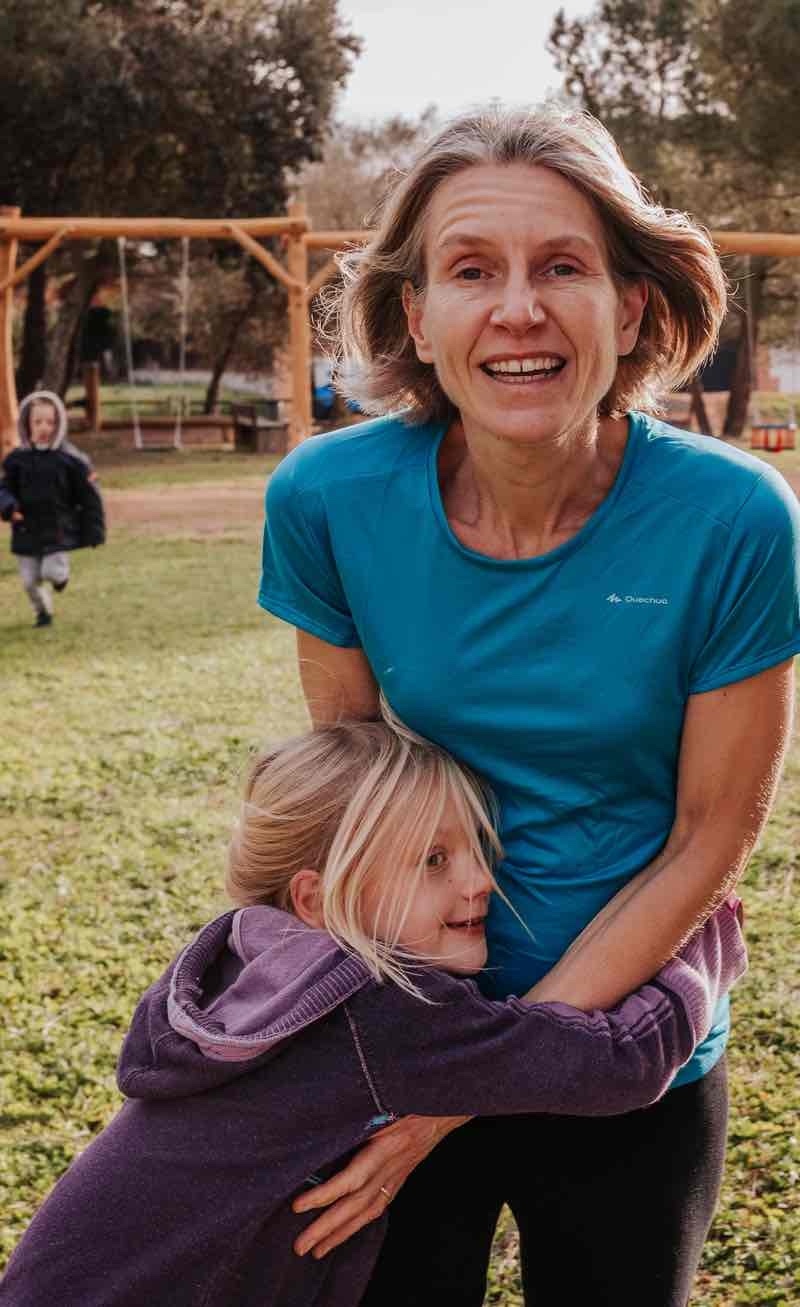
[34,611,53,628]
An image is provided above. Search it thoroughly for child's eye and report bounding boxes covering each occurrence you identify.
[426,849,448,872]
[456,266,485,281]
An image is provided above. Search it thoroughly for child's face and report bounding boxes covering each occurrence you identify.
[29,403,58,449]
[362,798,494,975]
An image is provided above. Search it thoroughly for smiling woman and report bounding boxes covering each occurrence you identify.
[259,104,800,1306]
[401,165,646,460]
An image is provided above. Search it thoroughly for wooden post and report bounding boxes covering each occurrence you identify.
[286,201,312,449]
[83,361,102,431]
[0,206,20,457]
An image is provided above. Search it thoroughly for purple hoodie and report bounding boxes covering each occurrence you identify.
[0,900,745,1307]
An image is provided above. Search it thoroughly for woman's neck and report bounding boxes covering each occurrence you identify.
[438,413,630,561]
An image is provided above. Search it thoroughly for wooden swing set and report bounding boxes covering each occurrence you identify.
[2,211,800,460]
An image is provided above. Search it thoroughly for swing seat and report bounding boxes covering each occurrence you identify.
[750,423,796,452]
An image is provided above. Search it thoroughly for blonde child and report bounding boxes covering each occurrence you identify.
[0,721,745,1307]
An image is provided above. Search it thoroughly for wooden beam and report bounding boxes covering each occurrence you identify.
[305,228,800,257]
[2,218,798,260]
[0,226,73,293]
[306,255,340,303]
[303,230,371,250]
[286,201,312,450]
[0,216,308,241]
[711,231,800,258]
[224,223,301,293]
[0,207,20,457]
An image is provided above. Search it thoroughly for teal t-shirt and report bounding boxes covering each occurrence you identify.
[259,411,800,1087]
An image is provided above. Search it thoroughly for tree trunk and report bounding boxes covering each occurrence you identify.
[689,375,714,436]
[16,259,48,397]
[41,247,100,397]
[203,285,261,413]
[723,257,769,438]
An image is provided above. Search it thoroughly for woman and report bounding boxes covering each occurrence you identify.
[259,106,800,1305]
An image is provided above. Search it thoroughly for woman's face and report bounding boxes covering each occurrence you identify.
[403,162,647,447]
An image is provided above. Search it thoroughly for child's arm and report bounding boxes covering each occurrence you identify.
[0,466,22,522]
[66,455,106,546]
[351,899,745,1120]
[291,901,745,1256]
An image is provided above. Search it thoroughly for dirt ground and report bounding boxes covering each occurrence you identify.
[104,482,267,536]
[105,463,800,538]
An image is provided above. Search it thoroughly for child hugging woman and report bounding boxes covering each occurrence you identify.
[0,718,745,1307]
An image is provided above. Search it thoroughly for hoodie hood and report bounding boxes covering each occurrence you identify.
[18,390,68,450]
[119,908,372,1100]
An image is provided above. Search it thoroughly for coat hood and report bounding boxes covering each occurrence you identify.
[118,907,372,1100]
[18,390,68,450]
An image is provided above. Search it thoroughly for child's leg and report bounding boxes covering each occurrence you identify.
[18,556,51,619]
[42,551,70,593]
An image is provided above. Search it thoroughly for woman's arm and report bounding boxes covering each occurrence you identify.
[530,659,794,1009]
[296,630,379,725]
[293,901,746,1257]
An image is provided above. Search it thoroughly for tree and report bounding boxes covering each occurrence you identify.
[548,0,800,434]
[0,0,360,396]
[296,108,436,364]
[298,109,438,232]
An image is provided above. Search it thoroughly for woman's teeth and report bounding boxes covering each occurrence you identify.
[483,357,564,377]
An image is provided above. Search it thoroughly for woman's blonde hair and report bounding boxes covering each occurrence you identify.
[329,103,727,422]
[226,714,502,996]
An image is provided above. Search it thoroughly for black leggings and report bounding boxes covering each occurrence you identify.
[361,1059,728,1307]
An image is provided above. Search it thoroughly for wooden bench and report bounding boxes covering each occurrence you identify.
[231,401,288,454]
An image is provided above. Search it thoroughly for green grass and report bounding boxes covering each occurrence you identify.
[0,465,798,1304]
[66,424,280,491]
[65,381,276,422]
[94,447,280,491]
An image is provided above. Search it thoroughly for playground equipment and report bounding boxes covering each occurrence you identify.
[2,218,800,459]
[0,207,371,458]
[116,235,191,451]
[745,254,798,453]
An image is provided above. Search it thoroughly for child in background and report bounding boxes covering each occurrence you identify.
[0,719,746,1307]
[0,391,105,628]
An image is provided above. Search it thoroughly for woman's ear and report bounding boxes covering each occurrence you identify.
[289,869,325,928]
[402,281,434,363]
[616,279,648,357]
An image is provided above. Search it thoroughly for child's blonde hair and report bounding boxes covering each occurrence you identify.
[226,714,502,995]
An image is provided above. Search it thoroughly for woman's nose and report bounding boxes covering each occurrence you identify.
[490,279,546,333]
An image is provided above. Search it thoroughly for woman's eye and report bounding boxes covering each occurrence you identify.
[456,266,485,281]
[546,263,578,278]
[426,849,448,871]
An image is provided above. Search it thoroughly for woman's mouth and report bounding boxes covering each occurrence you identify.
[480,355,566,384]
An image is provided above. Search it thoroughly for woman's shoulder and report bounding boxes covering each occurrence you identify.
[629,411,796,529]
[271,413,439,497]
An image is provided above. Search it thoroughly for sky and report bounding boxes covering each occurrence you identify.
[335,0,598,123]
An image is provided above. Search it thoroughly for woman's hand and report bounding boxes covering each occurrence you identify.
[292,1114,469,1258]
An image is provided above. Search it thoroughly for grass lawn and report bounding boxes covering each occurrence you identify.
[70,429,281,491]
[0,458,798,1304]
